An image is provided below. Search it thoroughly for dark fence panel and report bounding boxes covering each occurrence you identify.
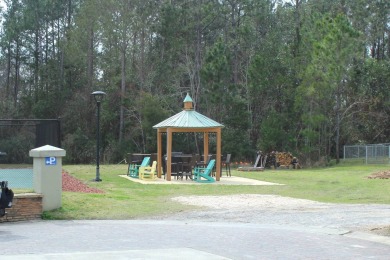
[36,120,61,148]
[0,119,61,164]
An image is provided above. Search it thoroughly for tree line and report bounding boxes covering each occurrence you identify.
[0,0,389,166]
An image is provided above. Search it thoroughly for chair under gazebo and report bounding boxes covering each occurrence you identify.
[153,94,224,181]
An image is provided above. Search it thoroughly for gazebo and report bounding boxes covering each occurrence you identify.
[153,94,224,181]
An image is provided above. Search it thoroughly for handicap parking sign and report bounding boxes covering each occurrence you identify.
[45,157,57,166]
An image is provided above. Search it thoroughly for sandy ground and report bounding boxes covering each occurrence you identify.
[119,175,283,185]
[165,194,390,237]
[69,173,390,237]
[171,194,329,210]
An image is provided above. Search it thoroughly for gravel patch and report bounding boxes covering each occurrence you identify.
[172,194,331,210]
[165,194,390,237]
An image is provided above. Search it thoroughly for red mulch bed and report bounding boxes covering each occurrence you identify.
[62,171,104,193]
[367,171,390,179]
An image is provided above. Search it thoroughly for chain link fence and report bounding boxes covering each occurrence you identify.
[0,166,33,191]
[343,143,390,164]
[0,119,61,192]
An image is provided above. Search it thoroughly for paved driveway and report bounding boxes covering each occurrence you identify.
[0,220,390,259]
[1,190,390,259]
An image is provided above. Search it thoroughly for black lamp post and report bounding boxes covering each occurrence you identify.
[91,91,106,182]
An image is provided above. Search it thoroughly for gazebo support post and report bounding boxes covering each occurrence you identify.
[204,132,209,162]
[157,130,163,178]
[216,128,221,181]
[166,129,173,181]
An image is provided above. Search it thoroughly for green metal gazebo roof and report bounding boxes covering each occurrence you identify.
[153,94,224,129]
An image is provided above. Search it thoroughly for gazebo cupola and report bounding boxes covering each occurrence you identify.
[183,93,193,110]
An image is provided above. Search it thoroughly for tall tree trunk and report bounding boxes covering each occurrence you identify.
[34,29,40,99]
[230,1,238,85]
[45,21,50,94]
[140,28,145,88]
[87,26,94,90]
[14,42,20,108]
[193,0,202,109]
[59,18,64,90]
[5,44,11,101]
[334,85,341,163]
[293,0,301,58]
[67,0,72,29]
[119,49,126,144]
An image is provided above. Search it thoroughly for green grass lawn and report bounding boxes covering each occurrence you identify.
[42,162,390,220]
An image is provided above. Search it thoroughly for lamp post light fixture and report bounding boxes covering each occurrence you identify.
[91,91,106,182]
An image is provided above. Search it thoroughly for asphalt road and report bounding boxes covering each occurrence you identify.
[1,219,390,259]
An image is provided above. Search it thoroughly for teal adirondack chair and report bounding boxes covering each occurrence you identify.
[193,159,216,183]
[128,157,151,178]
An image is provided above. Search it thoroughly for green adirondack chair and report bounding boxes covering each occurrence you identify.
[128,157,151,178]
[193,159,216,183]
